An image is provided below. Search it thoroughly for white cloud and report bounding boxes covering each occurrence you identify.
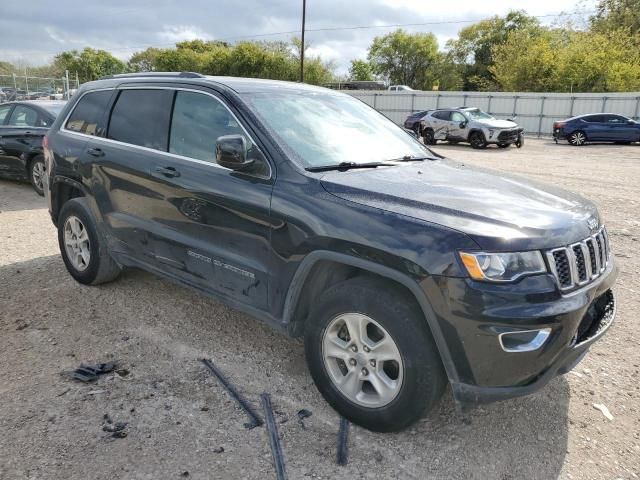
[158,25,212,43]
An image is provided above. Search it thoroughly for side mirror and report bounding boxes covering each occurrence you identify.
[628,119,636,125]
[459,122,467,129]
[215,135,254,171]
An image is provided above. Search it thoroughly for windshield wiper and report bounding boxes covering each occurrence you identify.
[305,161,393,172]
[390,154,438,162]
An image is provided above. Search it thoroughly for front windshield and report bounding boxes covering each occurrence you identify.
[465,109,494,120]
[243,92,431,168]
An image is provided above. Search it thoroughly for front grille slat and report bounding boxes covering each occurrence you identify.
[547,226,610,291]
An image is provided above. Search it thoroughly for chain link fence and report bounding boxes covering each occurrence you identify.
[0,73,80,102]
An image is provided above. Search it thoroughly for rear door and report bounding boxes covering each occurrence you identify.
[430,111,451,140]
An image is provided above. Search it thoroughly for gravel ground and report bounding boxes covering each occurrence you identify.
[0,138,639,480]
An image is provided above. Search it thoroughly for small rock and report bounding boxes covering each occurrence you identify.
[213,447,224,454]
[181,472,189,477]
[200,406,209,412]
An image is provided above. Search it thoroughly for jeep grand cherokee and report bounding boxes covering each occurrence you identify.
[43,72,617,432]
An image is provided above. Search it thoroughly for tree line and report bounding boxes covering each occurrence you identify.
[1,0,638,93]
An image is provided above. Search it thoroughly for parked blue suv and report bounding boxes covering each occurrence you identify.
[553,113,640,146]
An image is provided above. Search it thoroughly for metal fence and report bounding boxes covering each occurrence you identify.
[0,72,80,102]
[345,90,640,137]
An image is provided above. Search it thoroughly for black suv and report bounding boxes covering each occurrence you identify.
[44,73,617,432]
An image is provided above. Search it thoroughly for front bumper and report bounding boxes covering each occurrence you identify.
[424,258,617,407]
[485,127,523,144]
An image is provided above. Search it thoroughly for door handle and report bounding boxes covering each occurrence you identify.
[154,166,180,178]
[87,147,104,157]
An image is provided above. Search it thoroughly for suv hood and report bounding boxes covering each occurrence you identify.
[320,160,599,251]
[475,118,518,129]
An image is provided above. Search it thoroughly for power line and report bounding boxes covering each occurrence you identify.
[27,9,596,56]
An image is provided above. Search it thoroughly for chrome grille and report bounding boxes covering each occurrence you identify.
[546,227,610,291]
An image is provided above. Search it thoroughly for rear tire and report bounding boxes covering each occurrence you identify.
[469,131,487,149]
[58,198,121,285]
[304,276,446,432]
[29,155,45,196]
[422,128,436,145]
[568,130,587,146]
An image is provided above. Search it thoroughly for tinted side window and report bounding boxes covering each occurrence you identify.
[605,115,627,124]
[432,111,451,120]
[66,90,113,136]
[108,89,173,151]
[169,91,245,163]
[8,105,38,127]
[585,115,604,123]
[0,104,11,124]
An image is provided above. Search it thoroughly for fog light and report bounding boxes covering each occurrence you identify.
[499,328,551,353]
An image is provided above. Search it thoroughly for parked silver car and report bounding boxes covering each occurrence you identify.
[416,107,524,149]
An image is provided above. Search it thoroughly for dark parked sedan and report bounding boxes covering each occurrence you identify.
[0,100,66,195]
[553,113,640,146]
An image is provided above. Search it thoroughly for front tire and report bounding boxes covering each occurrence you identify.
[469,131,487,149]
[29,155,46,196]
[58,198,121,285]
[304,277,446,432]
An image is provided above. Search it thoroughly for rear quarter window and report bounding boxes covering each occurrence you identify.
[65,90,113,136]
[108,89,173,151]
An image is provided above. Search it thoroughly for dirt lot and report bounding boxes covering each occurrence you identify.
[1,138,639,480]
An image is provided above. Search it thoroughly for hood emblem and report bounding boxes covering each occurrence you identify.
[587,217,598,231]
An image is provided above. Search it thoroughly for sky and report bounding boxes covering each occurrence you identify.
[0,0,594,75]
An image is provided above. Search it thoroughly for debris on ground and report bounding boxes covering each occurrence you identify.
[213,447,224,454]
[261,393,287,480]
[297,409,312,429]
[102,414,128,438]
[593,403,614,421]
[71,362,116,383]
[336,417,350,466]
[201,358,263,429]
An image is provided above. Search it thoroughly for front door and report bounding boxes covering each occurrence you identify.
[95,86,273,311]
[447,111,468,140]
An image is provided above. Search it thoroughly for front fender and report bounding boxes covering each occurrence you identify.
[282,250,461,385]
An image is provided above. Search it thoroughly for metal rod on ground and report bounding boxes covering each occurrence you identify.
[201,358,263,429]
[300,0,306,83]
[260,393,288,480]
[336,417,350,466]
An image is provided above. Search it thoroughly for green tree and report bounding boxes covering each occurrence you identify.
[591,0,640,34]
[128,48,161,72]
[447,10,540,90]
[367,29,439,88]
[53,48,126,82]
[348,60,374,81]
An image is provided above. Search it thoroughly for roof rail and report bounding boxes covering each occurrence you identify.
[99,71,205,80]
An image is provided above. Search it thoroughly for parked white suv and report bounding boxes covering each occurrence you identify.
[418,107,523,149]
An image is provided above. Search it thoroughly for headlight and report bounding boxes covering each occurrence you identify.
[459,251,547,282]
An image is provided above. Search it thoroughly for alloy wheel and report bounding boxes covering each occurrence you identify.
[570,131,586,146]
[322,313,404,408]
[31,160,45,192]
[63,215,91,271]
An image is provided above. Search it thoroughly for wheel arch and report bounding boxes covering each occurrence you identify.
[50,176,87,226]
[283,250,460,383]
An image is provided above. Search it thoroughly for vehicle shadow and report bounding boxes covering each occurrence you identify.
[0,253,570,480]
[0,179,47,212]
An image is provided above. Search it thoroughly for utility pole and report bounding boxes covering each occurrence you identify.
[300,0,306,83]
